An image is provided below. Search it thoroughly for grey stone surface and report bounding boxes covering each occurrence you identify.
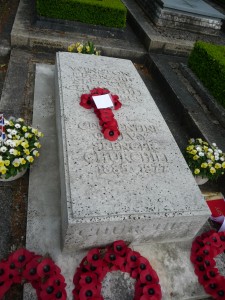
[136,0,224,34]
[55,52,209,251]
[25,62,214,300]
[163,0,224,18]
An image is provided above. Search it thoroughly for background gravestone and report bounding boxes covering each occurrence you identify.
[136,0,225,34]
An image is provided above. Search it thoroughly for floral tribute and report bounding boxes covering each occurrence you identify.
[68,41,100,55]
[0,248,67,300]
[0,116,43,179]
[191,230,225,299]
[80,88,122,142]
[185,138,225,180]
[72,240,162,300]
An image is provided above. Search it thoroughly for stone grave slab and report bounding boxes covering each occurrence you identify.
[136,0,225,34]
[55,52,209,251]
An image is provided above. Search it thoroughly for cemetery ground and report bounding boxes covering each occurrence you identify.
[1,0,225,299]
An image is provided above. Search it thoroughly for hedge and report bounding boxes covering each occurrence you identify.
[188,41,225,108]
[36,0,127,28]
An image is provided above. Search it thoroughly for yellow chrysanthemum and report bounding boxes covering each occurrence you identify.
[215,163,222,169]
[68,44,75,52]
[201,163,208,168]
[12,159,20,167]
[0,161,4,167]
[26,156,34,163]
[193,155,199,160]
[34,142,41,149]
[4,160,10,166]
[210,167,216,174]
[19,158,26,165]
[0,166,7,174]
[222,162,225,169]
[33,150,39,157]
[186,145,194,151]
[191,150,197,155]
[77,45,83,53]
[194,168,200,174]
[22,126,28,132]
[24,149,30,155]
[21,141,29,148]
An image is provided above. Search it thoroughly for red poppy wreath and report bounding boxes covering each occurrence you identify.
[80,87,122,142]
[0,248,66,300]
[191,230,225,299]
[72,240,162,300]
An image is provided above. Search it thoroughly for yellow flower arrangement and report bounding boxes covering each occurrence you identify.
[0,117,43,179]
[68,41,101,55]
[185,138,225,180]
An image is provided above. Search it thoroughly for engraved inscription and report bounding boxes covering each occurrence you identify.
[79,120,168,175]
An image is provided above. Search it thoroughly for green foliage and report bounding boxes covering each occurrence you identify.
[36,0,127,28]
[188,41,225,108]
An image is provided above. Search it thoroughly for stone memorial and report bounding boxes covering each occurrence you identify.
[136,0,225,34]
[55,52,209,251]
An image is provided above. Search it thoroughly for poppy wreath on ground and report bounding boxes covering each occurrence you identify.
[191,230,225,299]
[80,87,122,142]
[72,240,162,300]
[0,248,67,300]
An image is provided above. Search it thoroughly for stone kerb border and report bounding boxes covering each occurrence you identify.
[180,63,225,129]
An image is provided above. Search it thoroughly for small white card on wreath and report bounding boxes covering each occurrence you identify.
[92,94,114,109]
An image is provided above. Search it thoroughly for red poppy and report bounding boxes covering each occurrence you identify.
[126,250,141,268]
[86,249,102,267]
[90,88,109,95]
[102,119,118,130]
[204,278,223,298]
[112,240,128,256]
[206,267,219,280]
[196,244,216,257]
[103,128,120,141]
[0,279,12,299]
[104,251,125,268]
[80,94,93,109]
[79,272,98,286]
[218,232,225,250]
[40,284,67,300]
[203,257,216,269]
[137,256,153,273]
[205,232,222,248]
[79,285,99,300]
[23,256,42,282]
[73,267,83,286]
[0,262,10,281]
[190,253,205,265]
[12,248,33,268]
[37,258,56,278]
[111,95,122,110]
[134,281,143,299]
[140,269,159,284]
[143,283,162,299]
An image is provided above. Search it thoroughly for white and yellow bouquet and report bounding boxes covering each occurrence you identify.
[0,117,43,179]
[185,138,225,180]
[68,41,101,55]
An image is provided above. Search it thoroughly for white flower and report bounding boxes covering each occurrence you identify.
[0,146,7,153]
[25,133,29,138]
[208,148,213,153]
[212,143,217,147]
[7,134,12,139]
[196,146,202,151]
[16,118,24,122]
[9,149,15,154]
[15,123,21,128]
[220,157,225,161]
[218,150,222,154]
[215,156,219,161]
[207,160,212,163]
[7,129,11,133]
[11,130,17,135]
[189,138,195,143]
[4,120,9,125]
[4,139,12,146]
[199,152,204,157]
[9,141,16,147]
